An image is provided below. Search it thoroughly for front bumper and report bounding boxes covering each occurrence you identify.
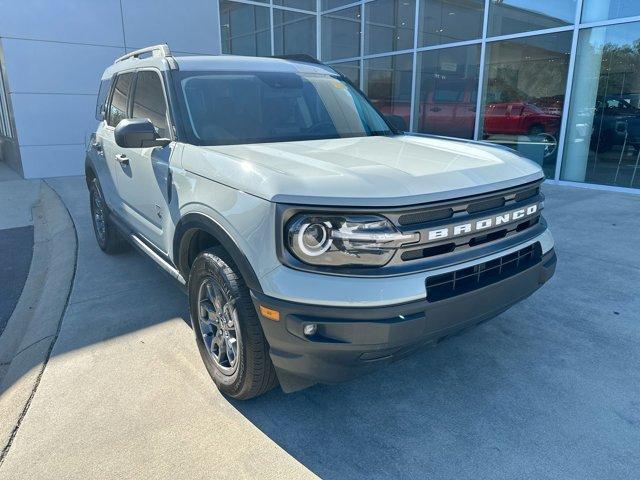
[252,248,556,393]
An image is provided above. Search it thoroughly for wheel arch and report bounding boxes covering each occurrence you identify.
[85,155,97,187]
[173,212,263,293]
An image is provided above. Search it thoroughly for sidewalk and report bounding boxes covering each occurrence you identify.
[0,163,77,461]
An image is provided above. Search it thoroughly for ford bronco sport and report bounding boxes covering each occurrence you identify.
[86,45,556,399]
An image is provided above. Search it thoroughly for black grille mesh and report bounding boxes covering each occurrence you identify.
[426,244,541,302]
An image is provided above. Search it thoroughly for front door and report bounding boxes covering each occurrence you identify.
[99,71,135,212]
[113,69,173,251]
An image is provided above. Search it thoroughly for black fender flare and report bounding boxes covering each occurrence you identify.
[173,212,263,293]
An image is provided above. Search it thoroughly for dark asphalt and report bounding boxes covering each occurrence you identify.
[0,226,34,335]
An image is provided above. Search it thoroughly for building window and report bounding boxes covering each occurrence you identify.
[331,60,361,87]
[487,0,577,37]
[322,0,355,11]
[0,62,12,138]
[582,0,640,23]
[364,53,413,130]
[562,22,640,189]
[321,6,361,61]
[415,44,481,138]
[480,32,572,178]
[274,0,316,12]
[274,10,317,57]
[220,0,271,57]
[418,0,484,47]
[364,0,416,55]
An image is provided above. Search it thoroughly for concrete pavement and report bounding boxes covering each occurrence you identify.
[0,177,639,479]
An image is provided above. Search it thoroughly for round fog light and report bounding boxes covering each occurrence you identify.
[303,324,318,337]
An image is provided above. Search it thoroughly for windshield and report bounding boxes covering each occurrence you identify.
[173,71,394,146]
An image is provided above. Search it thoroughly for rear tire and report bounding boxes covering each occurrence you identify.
[189,247,278,400]
[89,178,128,254]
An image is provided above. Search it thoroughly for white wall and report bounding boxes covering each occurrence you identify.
[0,0,222,178]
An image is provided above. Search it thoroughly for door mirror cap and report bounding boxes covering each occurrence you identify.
[114,118,170,148]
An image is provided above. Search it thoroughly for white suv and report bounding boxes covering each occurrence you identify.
[87,45,556,399]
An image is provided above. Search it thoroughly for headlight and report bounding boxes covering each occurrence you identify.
[286,214,419,267]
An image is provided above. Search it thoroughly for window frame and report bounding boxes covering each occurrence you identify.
[105,70,135,129]
[130,68,173,140]
[105,68,174,141]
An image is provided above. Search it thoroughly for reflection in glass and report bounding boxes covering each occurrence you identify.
[364,54,414,131]
[322,6,361,61]
[415,44,480,138]
[132,71,168,137]
[274,0,316,12]
[480,32,572,178]
[419,0,484,47]
[488,0,576,37]
[562,22,640,189]
[331,61,361,87]
[364,0,415,55]
[322,0,355,11]
[582,0,640,23]
[274,10,317,58]
[220,0,271,56]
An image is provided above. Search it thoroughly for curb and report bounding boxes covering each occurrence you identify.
[0,181,77,463]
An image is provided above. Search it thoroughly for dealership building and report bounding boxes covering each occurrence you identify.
[0,0,639,192]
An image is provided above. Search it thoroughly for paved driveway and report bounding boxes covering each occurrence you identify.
[0,178,638,479]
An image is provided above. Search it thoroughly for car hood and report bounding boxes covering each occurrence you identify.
[182,135,543,207]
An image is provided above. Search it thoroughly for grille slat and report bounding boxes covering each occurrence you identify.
[397,182,541,228]
[425,244,541,302]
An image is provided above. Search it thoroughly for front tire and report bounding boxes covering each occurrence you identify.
[189,248,278,400]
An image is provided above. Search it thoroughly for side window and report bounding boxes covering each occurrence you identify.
[108,72,134,127]
[132,71,169,137]
[95,77,113,121]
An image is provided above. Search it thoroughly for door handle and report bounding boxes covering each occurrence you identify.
[115,153,129,165]
[430,107,441,112]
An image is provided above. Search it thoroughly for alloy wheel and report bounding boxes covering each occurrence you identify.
[197,279,240,375]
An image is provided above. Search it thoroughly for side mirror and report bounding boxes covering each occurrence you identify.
[114,118,170,148]
[385,114,407,132]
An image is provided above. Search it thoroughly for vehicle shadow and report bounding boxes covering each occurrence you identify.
[229,297,570,479]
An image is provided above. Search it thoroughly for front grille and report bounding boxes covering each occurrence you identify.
[425,243,541,302]
[388,180,544,267]
[397,182,540,227]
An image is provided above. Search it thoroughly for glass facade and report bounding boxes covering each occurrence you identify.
[415,44,480,138]
[220,0,271,56]
[562,22,640,189]
[364,0,415,55]
[480,32,572,178]
[364,53,413,129]
[487,0,577,37]
[274,10,317,57]
[218,0,640,191]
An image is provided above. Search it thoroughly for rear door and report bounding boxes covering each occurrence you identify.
[113,69,174,250]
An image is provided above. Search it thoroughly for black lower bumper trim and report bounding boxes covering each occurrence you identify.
[252,248,556,392]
